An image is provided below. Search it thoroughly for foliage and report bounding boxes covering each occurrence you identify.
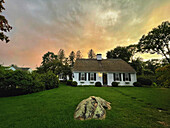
[156,64,170,87]
[137,21,170,63]
[143,69,154,75]
[66,80,72,86]
[71,81,78,87]
[0,70,45,97]
[112,82,119,87]
[0,0,12,43]
[137,77,153,86]
[130,57,144,75]
[133,82,142,87]
[0,65,59,97]
[41,51,58,66]
[143,59,161,73]
[37,60,63,74]
[88,49,96,59]
[106,46,133,62]
[95,82,102,87]
[76,50,82,59]
[69,51,75,67]
[41,71,59,90]
[58,49,65,63]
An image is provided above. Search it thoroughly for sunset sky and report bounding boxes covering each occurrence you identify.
[0,0,170,69]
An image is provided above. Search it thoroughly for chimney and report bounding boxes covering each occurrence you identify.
[97,54,102,61]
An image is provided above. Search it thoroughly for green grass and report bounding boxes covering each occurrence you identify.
[0,84,170,128]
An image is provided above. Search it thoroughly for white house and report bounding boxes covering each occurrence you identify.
[58,74,69,81]
[8,65,32,73]
[73,54,137,86]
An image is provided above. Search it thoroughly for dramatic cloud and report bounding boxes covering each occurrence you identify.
[0,0,169,69]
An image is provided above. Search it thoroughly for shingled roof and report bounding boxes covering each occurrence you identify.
[73,59,136,73]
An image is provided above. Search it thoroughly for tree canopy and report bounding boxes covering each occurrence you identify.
[41,51,58,66]
[0,0,12,43]
[137,21,170,63]
[106,46,133,62]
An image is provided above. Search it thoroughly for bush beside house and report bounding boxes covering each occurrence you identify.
[95,82,102,87]
[112,82,119,87]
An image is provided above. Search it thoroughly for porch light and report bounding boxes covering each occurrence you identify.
[98,72,102,77]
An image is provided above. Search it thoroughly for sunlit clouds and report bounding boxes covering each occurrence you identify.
[0,0,169,69]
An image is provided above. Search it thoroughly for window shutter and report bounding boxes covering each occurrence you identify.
[94,73,96,81]
[119,73,122,81]
[129,73,131,81]
[113,73,115,81]
[123,73,125,81]
[88,73,90,81]
[79,73,81,81]
[85,73,87,81]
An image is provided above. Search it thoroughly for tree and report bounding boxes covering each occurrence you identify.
[156,64,170,87]
[106,46,133,62]
[69,51,75,67]
[137,21,170,63]
[58,49,65,63]
[143,59,161,73]
[88,49,96,59]
[37,60,62,75]
[63,57,69,65]
[76,50,82,59]
[126,44,137,61]
[41,51,58,66]
[130,57,144,75]
[0,0,12,43]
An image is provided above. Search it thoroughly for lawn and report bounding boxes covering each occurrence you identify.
[0,84,169,128]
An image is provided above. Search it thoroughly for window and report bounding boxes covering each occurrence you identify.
[115,73,120,81]
[125,73,129,81]
[81,73,85,80]
[90,73,94,80]
[114,73,122,81]
[123,73,131,81]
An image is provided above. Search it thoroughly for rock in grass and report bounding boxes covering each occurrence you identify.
[74,96,111,120]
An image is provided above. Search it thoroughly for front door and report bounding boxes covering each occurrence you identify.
[103,73,107,85]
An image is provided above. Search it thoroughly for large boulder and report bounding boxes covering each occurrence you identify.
[74,96,111,120]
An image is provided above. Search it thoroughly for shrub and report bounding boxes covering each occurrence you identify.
[72,81,77,87]
[66,80,72,86]
[156,64,170,87]
[112,82,119,87]
[41,71,59,90]
[133,82,142,87]
[137,77,152,86]
[95,82,102,87]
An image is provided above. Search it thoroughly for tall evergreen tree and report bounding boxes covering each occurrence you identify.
[88,49,96,59]
[69,51,75,67]
[58,49,65,63]
[76,50,82,59]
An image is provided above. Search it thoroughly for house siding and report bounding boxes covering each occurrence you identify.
[73,72,137,86]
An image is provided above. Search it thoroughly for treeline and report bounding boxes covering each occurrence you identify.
[0,65,59,97]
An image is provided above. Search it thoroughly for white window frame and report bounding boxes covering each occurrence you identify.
[90,73,94,81]
[81,73,85,80]
[125,73,129,81]
[115,73,120,81]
